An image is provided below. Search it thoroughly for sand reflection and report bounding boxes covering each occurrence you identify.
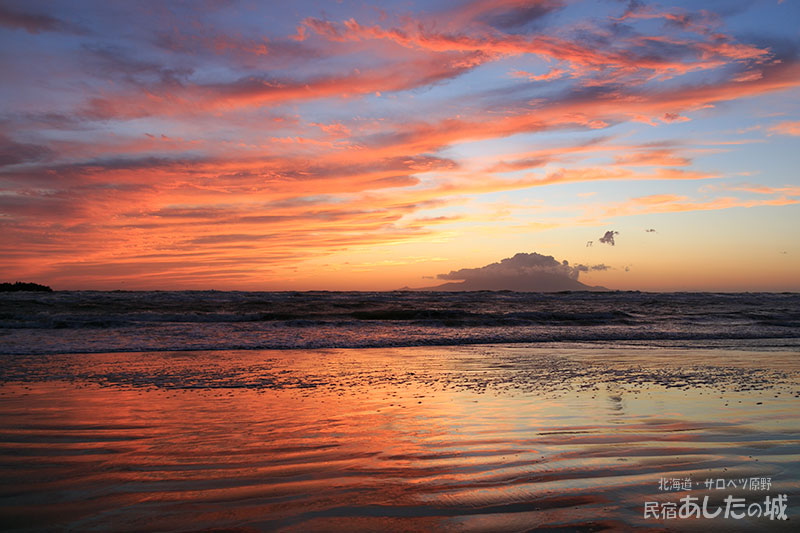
[1,345,799,531]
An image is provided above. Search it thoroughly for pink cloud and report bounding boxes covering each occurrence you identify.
[768,120,800,136]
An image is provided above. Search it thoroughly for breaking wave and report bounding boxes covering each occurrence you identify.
[1,291,799,354]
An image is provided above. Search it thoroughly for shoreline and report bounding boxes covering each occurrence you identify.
[2,344,799,531]
[0,343,800,398]
[2,337,800,358]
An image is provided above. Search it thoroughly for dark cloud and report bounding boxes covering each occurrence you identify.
[620,0,646,16]
[0,155,210,186]
[0,189,82,219]
[0,135,54,167]
[1,112,88,131]
[81,44,193,86]
[663,10,718,32]
[0,4,82,34]
[479,1,565,30]
[598,230,618,245]
[154,29,319,66]
[575,263,611,272]
[428,252,607,291]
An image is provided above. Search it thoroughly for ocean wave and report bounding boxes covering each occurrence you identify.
[1,291,798,355]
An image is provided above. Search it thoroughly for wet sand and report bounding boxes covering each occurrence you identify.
[1,344,799,531]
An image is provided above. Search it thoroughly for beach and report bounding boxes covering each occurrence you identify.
[1,344,798,531]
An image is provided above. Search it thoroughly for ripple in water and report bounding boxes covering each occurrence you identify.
[1,344,799,531]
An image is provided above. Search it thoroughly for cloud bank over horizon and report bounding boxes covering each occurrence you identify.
[430,252,609,292]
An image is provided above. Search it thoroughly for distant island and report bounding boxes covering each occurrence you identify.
[420,275,606,292]
[416,252,609,292]
[0,282,53,292]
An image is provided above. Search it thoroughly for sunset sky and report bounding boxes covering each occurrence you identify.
[1,0,798,291]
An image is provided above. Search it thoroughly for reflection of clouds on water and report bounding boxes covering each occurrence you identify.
[1,345,798,531]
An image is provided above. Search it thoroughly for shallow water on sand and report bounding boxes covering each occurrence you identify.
[1,344,799,531]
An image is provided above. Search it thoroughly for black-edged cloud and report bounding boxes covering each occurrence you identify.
[599,230,619,245]
[575,263,611,272]
[426,252,608,291]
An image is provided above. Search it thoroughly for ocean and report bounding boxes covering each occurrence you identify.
[2,291,799,355]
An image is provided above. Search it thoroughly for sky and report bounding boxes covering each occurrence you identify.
[1,0,799,291]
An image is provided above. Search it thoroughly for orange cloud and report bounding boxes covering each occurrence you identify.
[768,120,800,136]
[603,194,798,218]
[726,184,800,196]
[297,7,770,87]
[534,167,717,187]
[511,67,568,82]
